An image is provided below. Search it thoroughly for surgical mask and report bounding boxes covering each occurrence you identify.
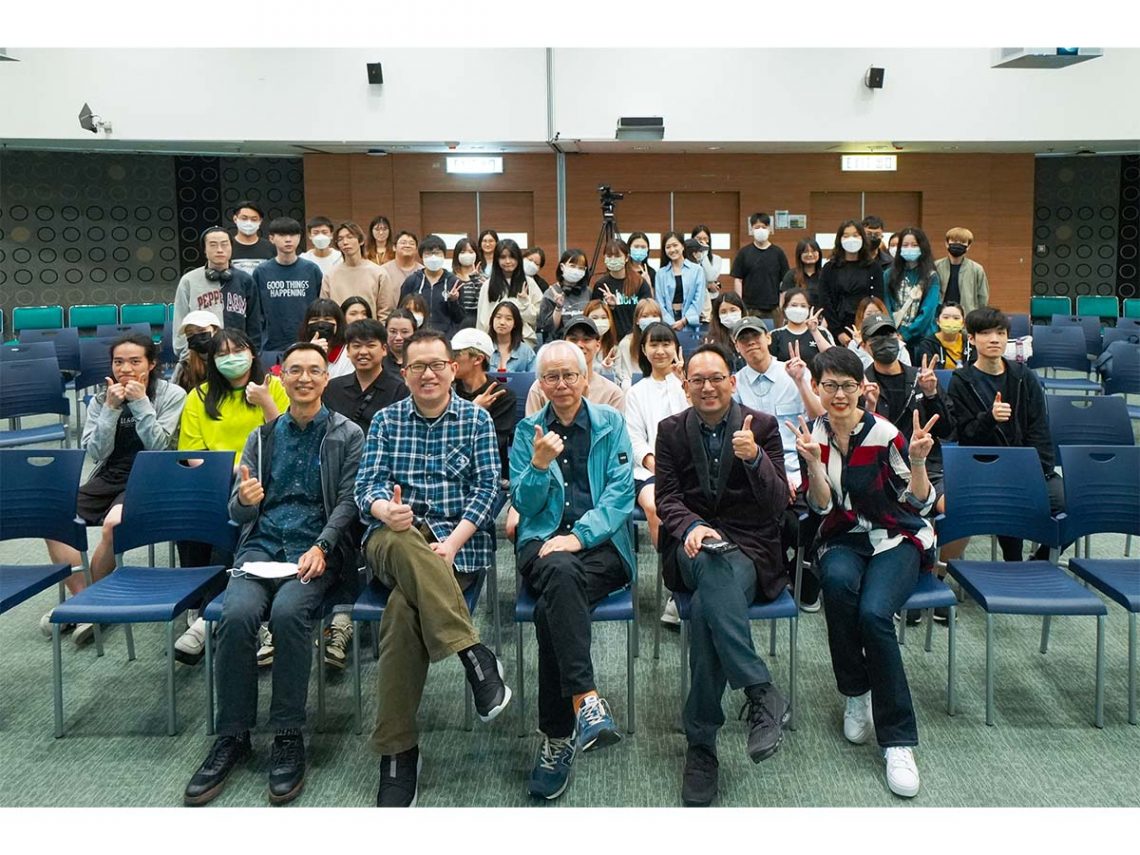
[638,316,662,331]
[888,246,898,258]
[869,337,900,364]
[947,242,969,258]
[784,306,810,324]
[215,352,253,379]
[629,247,649,263]
[458,251,477,267]
[235,220,260,236]
[720,311,743,329]
[423,255,446,272]
[187,331,214,355]
[604,256,625,272]
[900,247,922,263]
[592,318,611,336]
[841,236,863,253]
[523,259,540,277]
[938,319,964,336]
[752,227,770,242]
[311,234,332,250]
[561,265,586,284]
[694,251,707,263]
[411,312,424,327]
[308,321,336,340]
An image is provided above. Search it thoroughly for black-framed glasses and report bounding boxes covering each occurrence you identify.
[406,360,451,376]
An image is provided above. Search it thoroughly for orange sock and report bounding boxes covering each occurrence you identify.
[572,690,598,713]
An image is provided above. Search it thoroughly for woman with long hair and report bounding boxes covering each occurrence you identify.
[627,231,657,284]
[535,247,591,341]
[452,236,485,329]
[297,297,353,378]
[913,301,974,370]
[654,230,706,331]
[592,237,653,340]
[488,300,536,372]
[704,291,746,362]
[172,310,221,393]
[781,238,824,308]
[477,228,500,278]
[584,298,619,375]
[384,307,419,374]
[477,237,541,343]
[770,287,833,371]
[613,299,664,388]
[883,227,941,352]
[340,295,372,326]
[818,220,885,346]
[365,215,394,266]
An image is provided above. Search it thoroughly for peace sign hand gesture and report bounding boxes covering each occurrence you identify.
[909,411,940,462]
[785,415,821,464]
[917,353,939,397]
[784,340,806,383]
[601,284,617,306]
[447,280,462,301]
[807,307,824,331]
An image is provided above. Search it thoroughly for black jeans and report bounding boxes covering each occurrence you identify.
[518,539,629,739]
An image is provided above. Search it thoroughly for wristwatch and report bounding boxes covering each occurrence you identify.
[315,539,332,556]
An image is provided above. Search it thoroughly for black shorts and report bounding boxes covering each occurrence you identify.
[75,472,127,526]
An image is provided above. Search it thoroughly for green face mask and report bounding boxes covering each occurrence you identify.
[215,352,252,380]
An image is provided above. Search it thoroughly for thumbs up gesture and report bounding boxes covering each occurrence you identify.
[378,483,414,532]
[245,379,271,407]
[531,423,565,470]
[237,464,265,506]
[732,413,760,462]
[992,391,1012,423]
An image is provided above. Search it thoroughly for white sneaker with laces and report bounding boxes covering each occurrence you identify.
[175,617,208,664]
[73,623,97,646]
[884,746,920,797]
[660,597,680,628]
[257,625,274,667]
[41,610,76,638]
[843,691,874,745]
[324,614,353,670]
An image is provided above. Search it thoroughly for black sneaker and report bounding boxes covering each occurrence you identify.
[894,610,923,626]
[183,732,252,806]
[932,606,952,625]
[459,642,512,722]
[739,684,790,763]
[681,744,719,807]
[268,729,305,805]
[377,745,421,808]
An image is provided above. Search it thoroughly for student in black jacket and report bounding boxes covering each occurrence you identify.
[818,220,885,346]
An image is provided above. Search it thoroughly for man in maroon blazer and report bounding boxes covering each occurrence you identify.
[654,342,791,807]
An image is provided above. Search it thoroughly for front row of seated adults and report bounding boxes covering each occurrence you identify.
[38,303,1063,807]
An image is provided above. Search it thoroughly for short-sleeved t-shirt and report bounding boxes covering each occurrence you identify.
[731,244,790,310]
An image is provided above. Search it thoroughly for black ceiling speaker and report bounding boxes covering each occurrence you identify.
[367,62,384,85]
[865,67,885,89]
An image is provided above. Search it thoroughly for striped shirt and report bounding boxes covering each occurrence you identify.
[354,393,500,573]
[803,410,936,568]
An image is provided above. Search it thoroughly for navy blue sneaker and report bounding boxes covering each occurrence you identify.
[527,732,576,800]
[575,694,621,752]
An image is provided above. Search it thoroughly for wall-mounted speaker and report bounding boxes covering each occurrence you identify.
[865,66,885,89]
[367,62,384,85]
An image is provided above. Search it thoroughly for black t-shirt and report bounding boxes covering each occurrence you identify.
[780,269,822,306]
[672,274,684,309]
[101,408,146,484]
[323,370,409,436]
[230,236,276,275]
[876,370,910,431]
[591,275,651,339]
[769,326,832,370]
[455,378,519,477]
[945,263,962,304]
[730,244,790,310]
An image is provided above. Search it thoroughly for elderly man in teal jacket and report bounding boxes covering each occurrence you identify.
[510,339,636,801]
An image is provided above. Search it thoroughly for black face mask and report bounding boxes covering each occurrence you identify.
[308,322,336,340]
[869,336,900,364]
[187,331,214,355]
[869,235,883,248]
[947,242,968,258]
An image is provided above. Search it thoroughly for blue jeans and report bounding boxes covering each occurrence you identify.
[818,542,920,747]
[679,547,773,750]
[215,569,332,735]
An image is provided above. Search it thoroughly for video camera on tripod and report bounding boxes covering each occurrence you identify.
[598,185,624,221]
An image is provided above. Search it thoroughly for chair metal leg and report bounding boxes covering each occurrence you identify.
[788,616,798,731]
[768,619,777,657]
[125,624,136,661]
[148,544,156,567]
[353,619,363,735]
[985,614,995,726]
[1040,616,1052,654]
[990,536,997,561]
[316,623,326,733]
[898,611,908,645]
[464,685,473,732]
[947,605,958,716]
[166,621,177,736]
[205,620,215,735]
[78,558,105,657]
[924,609,934,652]
[679,619,689,733]
[626,620,635,734]
[1126,533,1133,558]
[631,575,640,659]
[1129,612,1137,726]
[489,562,502,658]
[653,563,663,660]
[53,623,64,738]
[516,622,526,737]
[1095,614,1106,728]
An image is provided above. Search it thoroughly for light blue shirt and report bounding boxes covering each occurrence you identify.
[733,360,804,478]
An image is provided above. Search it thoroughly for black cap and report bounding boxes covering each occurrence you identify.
[861,315,898,338]
[563,315,600,338]
[732,317,771,341]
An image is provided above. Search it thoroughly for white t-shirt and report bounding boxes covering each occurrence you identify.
[625,374,690,482]
[301,249,343,276]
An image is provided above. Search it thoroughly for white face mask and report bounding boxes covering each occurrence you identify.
[841,236,864,253]
[523,259,540,277]
[457,251,477,267]
[720,310,743,329]
[592,318,611,336]
[236,220,260,236]
[784,306,810,324]
[310,234,332,250]
[638,316,662,331]
[561,265,585,284]
[888,246,898,258]
[423,255,446,272]
[604,256,625,272]
[752,227,769,243]
[411,312,424,327]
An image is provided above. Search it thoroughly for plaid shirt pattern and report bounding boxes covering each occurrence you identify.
[355,394,499,573]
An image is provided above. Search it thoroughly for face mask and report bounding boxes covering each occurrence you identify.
[235,220,260,236]
[638,316,661,332]
[523,259,540,277]
[187,331,214,355]
[784,306,810,324]
[900,247,922,263]
[629,247,649,263]
[939,320,964,336]
[311,234,332,250]
[869,337,900,364]
[604,257,625,272]
[561,265,586,284]
[458,251,477,267]
[752,227,770,242]
[411,312,424,327]
[423,255,446,272]
[592,318,611,336]
[308,321,336,340]
[888,246,898,258]
[801,255,818,266]
[841,236,863,253]
[720,311,743,329]
[869,235,882,248]
[215,352,252,379]
[694,251,707,263]
[947,242,969,258]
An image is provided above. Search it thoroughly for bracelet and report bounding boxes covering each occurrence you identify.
[909,457,927,467]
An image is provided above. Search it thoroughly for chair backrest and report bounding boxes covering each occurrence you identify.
[1030,295,1071,321]
[120,303,167,328]
[112,451,238,555]
[1046,395,1134,461]
[16,327,81,373]
[260,349,283,369]
[12,305,64,334]
[95,322,152,340]
[1075,295,1120,321]
[0,449,88,550]
[159,319,176,366]
[1007,313,1030,339]
[1100,341,1140,396]
[67,304,119,333]
[1117,317,1140,334]
[1058,445,1140,541]
[1123,299,1140,320]
[0,357,70,420]
[500,371,535,423]
[939,446,1059,546]
[1048,314,1102,355]
[73,337,117,392]
[934,368,953,395]
[1,342,57,363]
[1101,326,1140,352]
[1028,324,1093,373]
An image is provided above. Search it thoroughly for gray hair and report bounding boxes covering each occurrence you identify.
[535,340,588,375]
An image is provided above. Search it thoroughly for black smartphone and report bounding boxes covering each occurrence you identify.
[700,538,738,555]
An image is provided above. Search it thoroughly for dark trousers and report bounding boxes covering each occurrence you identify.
[819,542,920,748]
[678,546,772,750]
[998,472,1065,561]
[215,566,332,735]
[784,489,821,604]
[518,539,629,739]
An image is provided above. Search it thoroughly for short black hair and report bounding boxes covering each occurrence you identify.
[419,234,446,255]
[267,216,302,236]
[965,306,1011,336]
[686,342,734,374]
[405,327,453,359]
[344,318,387,345]
[862,215,884,230]
[810,344,864,383]
[395,229,419,246]
[306,215,334,232]
[233,200,265,219]
[281,341,329,366]
[201,226,230,245]
[749,212,771,227]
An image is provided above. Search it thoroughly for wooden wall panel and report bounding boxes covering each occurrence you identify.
[420,192,477,239]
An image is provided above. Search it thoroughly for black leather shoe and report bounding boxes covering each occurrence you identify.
[183,732,251,806]
[740,683,790,763]
[681,744,719,807]
[268,729,306,805]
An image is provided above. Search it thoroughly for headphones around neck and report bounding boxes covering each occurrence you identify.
[204,265,233,283]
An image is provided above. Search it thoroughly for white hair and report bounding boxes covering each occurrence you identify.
[535,340,588,375]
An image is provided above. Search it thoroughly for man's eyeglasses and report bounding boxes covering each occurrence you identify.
[540,371,581,387]
[685,374,728,388]
[281,366,328,378]
[406,360,451,376]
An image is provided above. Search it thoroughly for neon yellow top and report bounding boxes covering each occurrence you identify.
[177,376,290,464]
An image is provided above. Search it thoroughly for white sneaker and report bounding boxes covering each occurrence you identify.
[799,594,822,613]
[257,625,274,667]
[41,610,75,638]
[73,623,97,646]
[660,597,680,628]
[175,617,207,665]
[884,746,920,798]
[323,614,353,670]
[843,691,874,745]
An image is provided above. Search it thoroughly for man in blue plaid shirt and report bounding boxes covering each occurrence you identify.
[355,328,511,808]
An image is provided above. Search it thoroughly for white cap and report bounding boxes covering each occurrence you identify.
[451,327,494,359]
[179,310,223,336]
